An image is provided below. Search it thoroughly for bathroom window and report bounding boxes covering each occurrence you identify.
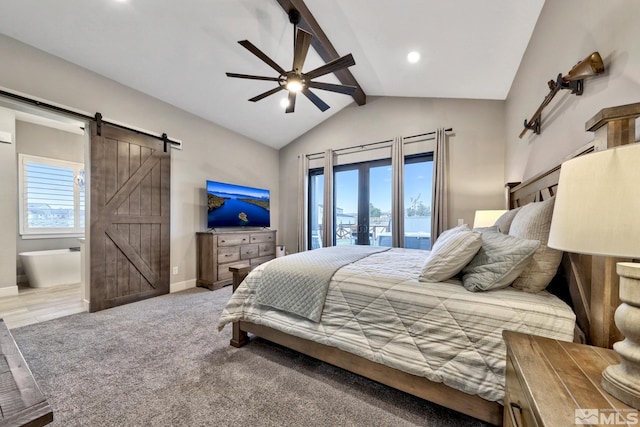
[18,154,85,238]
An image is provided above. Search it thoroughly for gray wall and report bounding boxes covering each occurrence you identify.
[0,33,280,290]
[278,96,506,253]
[0,107,16,293]
[505,0,640,182]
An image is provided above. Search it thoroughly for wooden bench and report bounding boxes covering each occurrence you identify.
[0,319,52,427]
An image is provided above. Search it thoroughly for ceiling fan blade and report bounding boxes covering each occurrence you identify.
[308,81,357,95]
[238,40,286,75]
[305,53,356,80]
[226,72,283,82]
[286,91,296,114]
[249,86,285,102]
[302,88,330,112]
[292,29,313,74]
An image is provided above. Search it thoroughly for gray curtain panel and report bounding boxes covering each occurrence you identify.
[322,149,334,248]
[391,137,405,247]
[297,153,309,252]
[431,128,448,243]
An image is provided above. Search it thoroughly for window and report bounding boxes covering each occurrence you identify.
[308,153,433,250]
[18,154,85,238]
[402,154,433,249]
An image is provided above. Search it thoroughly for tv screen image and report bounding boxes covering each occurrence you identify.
[206,180,270,228]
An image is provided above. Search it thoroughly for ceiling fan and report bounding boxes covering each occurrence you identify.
[226,9,357,113]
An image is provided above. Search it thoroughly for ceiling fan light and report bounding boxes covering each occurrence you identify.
[280,98,290,108]
[286,78,304,93]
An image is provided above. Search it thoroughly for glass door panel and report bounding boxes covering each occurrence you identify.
[334,169,358,246]
[309,173,324,248]
[369,165,392,246]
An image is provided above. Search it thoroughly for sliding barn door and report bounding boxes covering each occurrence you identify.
[90,123,170,312]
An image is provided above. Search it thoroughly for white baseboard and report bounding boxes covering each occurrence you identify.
[0,285,19,298]
[83,299,90,311]
[170,279,197,293]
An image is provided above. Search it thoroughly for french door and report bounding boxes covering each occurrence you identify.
[333,159,391,245]
[309,154,433,250]
[334,160,391,246]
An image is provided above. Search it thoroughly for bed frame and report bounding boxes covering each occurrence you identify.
[229,104,639,426]
[228,167,562,426]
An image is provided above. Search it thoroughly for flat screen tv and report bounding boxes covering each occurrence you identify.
[206,180,270,228]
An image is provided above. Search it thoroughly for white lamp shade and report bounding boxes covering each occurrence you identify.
[473,210,507,228]
[548,143,640,258]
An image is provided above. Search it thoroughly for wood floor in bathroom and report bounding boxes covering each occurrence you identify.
[0,283,85,329]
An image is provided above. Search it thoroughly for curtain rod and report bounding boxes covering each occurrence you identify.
[0,89,181,148]
[404,127,453,140]
[306,127,453,159]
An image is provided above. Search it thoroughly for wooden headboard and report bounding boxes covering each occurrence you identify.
[507,150,632,349]
[504,101,640,349]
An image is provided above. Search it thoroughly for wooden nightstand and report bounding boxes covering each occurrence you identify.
[503,331,637,427]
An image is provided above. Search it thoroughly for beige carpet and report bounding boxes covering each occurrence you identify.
[12,286,491,426]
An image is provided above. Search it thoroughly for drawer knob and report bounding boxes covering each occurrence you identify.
[221,240,226,243]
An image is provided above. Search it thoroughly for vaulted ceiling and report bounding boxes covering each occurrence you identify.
[0,0,545,148]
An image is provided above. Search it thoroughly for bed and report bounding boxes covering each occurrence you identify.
[216,148,612,426]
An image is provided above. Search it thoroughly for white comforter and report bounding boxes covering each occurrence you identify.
[218,248,575,403]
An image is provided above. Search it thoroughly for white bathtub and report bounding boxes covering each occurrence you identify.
[19,249,81,288]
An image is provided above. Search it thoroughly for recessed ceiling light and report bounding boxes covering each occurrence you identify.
[280,98,290,109]
[407,51,421,64]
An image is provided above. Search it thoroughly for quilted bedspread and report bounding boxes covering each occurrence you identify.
[217,247,575,403]
[256,245,388,322]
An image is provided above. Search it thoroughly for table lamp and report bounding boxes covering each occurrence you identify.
[473,210,507,228]
[548,143,640,409]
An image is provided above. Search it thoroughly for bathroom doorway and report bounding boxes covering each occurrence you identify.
[0,100,89,328]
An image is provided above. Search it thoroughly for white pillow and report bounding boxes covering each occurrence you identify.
[419,225,482,282]
[494,207,521,234]
[508,197,563,293]
[462,230,540,292]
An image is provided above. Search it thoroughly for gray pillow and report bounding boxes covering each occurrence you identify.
[462,230,540,292]
[508,197,563,293]
[494,207,521,234]
[419,225,482,282]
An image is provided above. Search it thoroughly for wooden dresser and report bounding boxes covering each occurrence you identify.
[503,330,636,427]
[196,229,276,290]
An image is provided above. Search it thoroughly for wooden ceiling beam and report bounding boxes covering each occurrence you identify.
[276,0,366,106]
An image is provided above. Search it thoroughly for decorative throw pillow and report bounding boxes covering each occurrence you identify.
[508,197,563,293]
[461,230,540,292]
[419,225,482,282]
[494,207,521,234]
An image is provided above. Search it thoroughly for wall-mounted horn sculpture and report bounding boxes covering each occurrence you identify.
[519,52,605,138]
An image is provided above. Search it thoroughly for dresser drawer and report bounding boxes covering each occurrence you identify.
[217,247,240,264]
[240,244,259,259]
[251,255,274,266]
[259,243,275,256]
[218,233,250,246]
[250,232,275,244]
